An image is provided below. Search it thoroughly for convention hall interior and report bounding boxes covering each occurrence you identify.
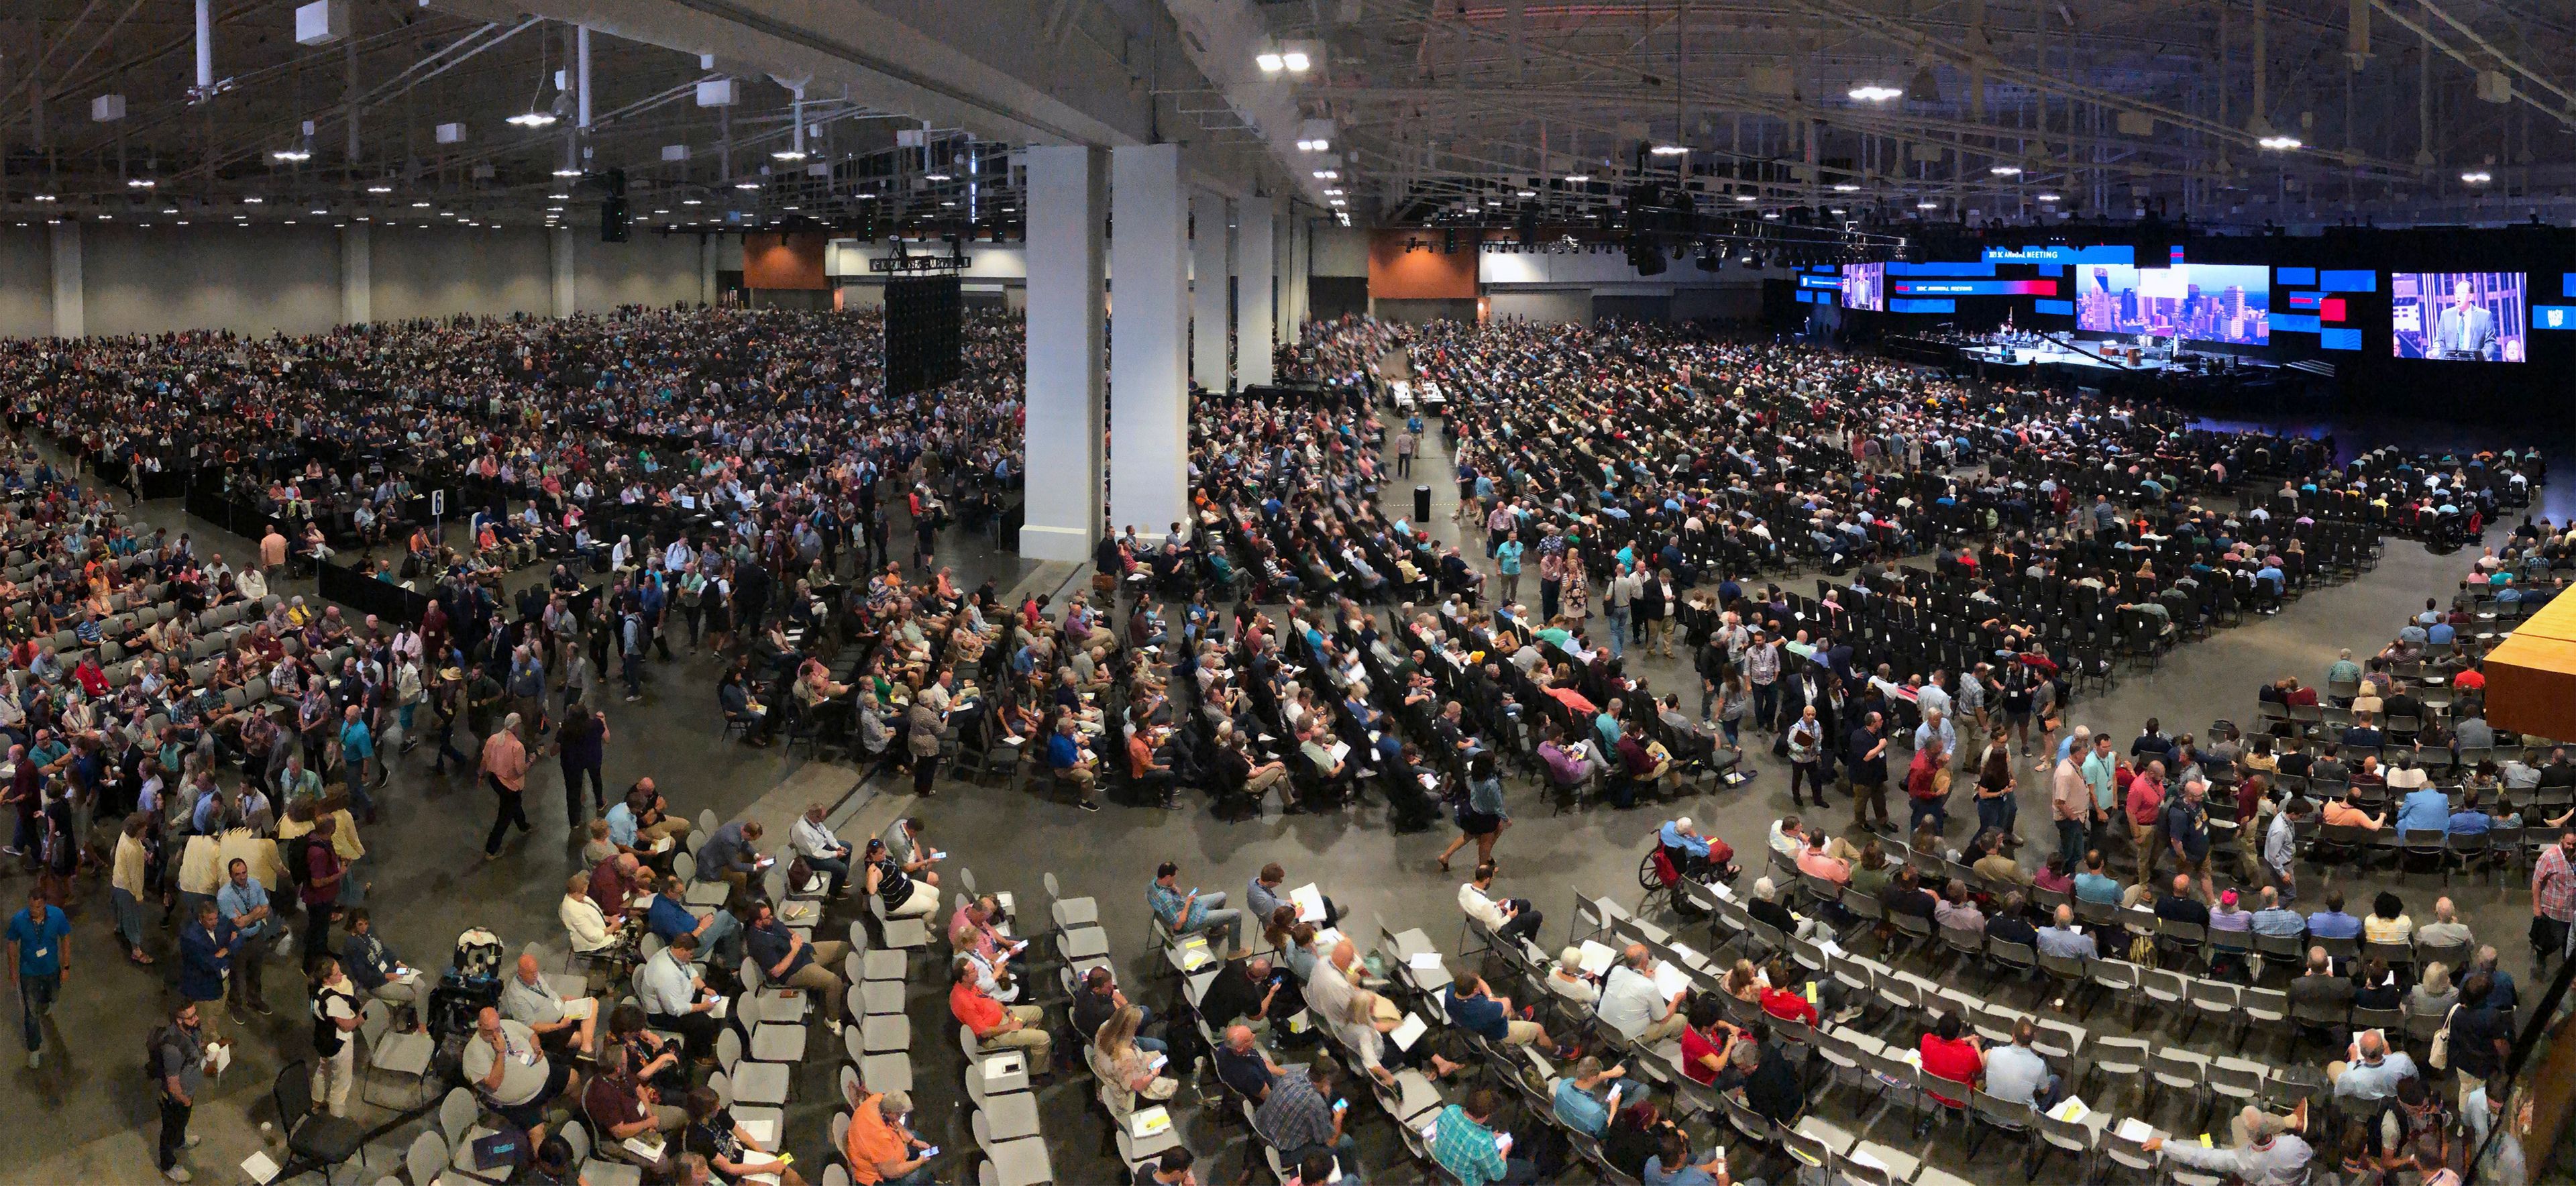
[8,0,2576,1184]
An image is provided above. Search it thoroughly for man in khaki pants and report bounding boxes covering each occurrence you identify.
[951,957,1051,1066]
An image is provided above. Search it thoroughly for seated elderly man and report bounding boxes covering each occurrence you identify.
[500,951,600,1058]
[2327,1028,2418,1103]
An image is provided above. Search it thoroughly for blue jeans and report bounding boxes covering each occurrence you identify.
[2057,819,2088,868]
[806,853,851,894]
[19,971,56,1051]
[1606,608,1629,657]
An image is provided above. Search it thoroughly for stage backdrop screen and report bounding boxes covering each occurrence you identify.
[2074,263,2270,345]
[1839,263,1885,312]
[2392,272,2526,362]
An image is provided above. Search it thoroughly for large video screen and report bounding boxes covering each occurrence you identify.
[2074,263,2271,345]
[1839,263,1885,312]
[2392,272,2526,362]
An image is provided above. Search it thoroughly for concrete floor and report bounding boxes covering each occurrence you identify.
[2,396,2563,1186]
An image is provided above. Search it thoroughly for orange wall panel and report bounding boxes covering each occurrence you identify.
[1369,229,1481,301]
[743,231,830,290]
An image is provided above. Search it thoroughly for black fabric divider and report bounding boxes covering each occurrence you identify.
[315,560,431,627]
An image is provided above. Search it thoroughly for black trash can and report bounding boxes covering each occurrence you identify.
[1413,484,1432,523]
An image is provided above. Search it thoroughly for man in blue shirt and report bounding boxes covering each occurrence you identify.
[1443,973,1560,1054]
[2249,887,2308,938]
[2448,792,2493,836]
[1550,1057,1631,1138]
[2073,851,2124,904]
[5,888,69,1067]
[1146,861,1244,956]
[1044,716,1100,812]
[2396,784,2452,834]
[2306,891,2363,940]
[214,858,274,1016]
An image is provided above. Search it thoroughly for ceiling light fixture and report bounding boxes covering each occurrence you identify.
[1564,174,1591,183]
[1833,183,1860,192]
[127,178,156,188]
[2257,135,2302,150]
[771,149,806,161]
[1847,85,1902,102]
[32,194,55,203]
[1256,50,1285,73]
[1312,169,1338,179]
[1735,194,1757,203]
[1649,144,1688,156]
[366,184,392,194]
[270,148,311,162]
[1916,200,1941,209]
[411,201,431,208]
[735,181,761,190]
[506,111,557,128]
[1990,165,2023,176]
[1515,189,1536,198]
[2461,170,2493,184]
[242,195,265,204]
[924,172,952,181]
[2036,193,2061,202]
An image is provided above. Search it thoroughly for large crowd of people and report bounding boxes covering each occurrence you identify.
[0,301,2563,1186]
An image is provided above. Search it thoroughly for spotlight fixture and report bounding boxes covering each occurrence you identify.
[366,184,392,194]
[2461,170,2493,184]
[270,148,312,162]
[1256,50,1285,72]
[1990,165,2023,176]
[506,111,557,128]
[1281,50,1310,71]
[1847,85,1903,102]
[2257,135,2302,150]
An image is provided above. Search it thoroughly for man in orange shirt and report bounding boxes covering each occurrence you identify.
[950,956,1051,1065]
[481,712,533,858]
[841,1079,938,1185]
[1126,729,1178,808]
[2319,790,2387,831]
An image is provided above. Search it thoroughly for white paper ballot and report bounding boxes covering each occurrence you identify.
[2047,1097,2090,1124]
[2116,1118,2155,1142]
[1390,1012,1430,1051]
[240,1151,281,1184]
[739,1118,777,1145]
[1129,1106,1174,1137]
[1291,883,1328,924]
[1578,940,1618,976]
[708,995,731,1020]
[1330,741,1352,763]
[1408,951,1445,971]
[560,998,598,1021]
[1650,961,1692,1000]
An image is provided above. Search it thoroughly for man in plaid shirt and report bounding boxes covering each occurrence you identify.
[1430,1087,1532,1186]
[2533,830,2576,961]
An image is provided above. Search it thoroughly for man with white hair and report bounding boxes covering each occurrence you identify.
[2143,1104,2314,1185]
[2416,896,2475,951]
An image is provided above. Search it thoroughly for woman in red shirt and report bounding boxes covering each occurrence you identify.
[1674,998,1733,1086]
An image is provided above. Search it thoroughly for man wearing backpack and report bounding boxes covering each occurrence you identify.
[152,1000,215,1181]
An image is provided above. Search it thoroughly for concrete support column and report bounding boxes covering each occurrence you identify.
[1283,213,1310,337]
[699,233,720,305]
[1236,197,1276,386]
[1018,146,1108,563]
[1108,144,1190,543]
[339,223,372,325]
[1189,189,1230,393]
[549,227,576,318]
[48,221,83,339]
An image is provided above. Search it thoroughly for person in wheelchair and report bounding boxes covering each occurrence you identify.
[1658,816,1739,882]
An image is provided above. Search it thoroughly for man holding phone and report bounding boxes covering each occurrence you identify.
[1254,1063,1360,1178]
[841,1081,937,1186]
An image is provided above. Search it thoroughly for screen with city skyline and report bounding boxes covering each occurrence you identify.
[2391,272,2526,362]
[2074,263,2271,345]
[1840,262,1885,312]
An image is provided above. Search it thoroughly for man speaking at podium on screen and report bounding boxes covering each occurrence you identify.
[2434,276,2502,360]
